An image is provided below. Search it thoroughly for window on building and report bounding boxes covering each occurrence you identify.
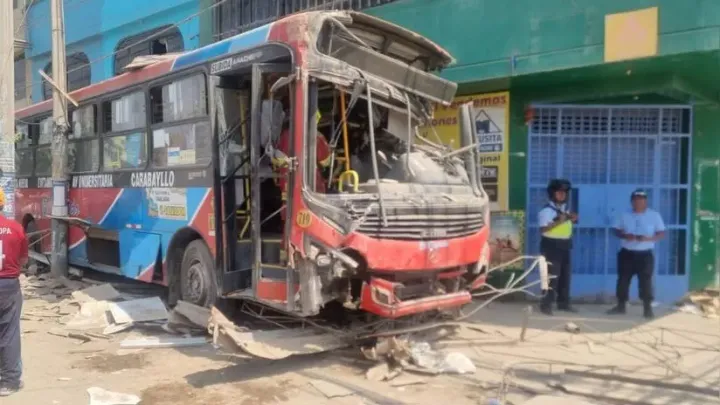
[102,91,148,171]
[14,58,26,101]
[212,0,400,40]
[114,26,184,75]
[42,52,91,101]
[68,105,100,173]
[150,74,210,168]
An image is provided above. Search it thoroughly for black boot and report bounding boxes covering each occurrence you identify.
[643,301,654,319]
[540,304,553,316]
[607,302,626,315]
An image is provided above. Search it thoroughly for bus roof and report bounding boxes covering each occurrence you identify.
[16,10,454,120]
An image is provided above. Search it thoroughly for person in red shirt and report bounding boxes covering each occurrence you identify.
[272,110,332,214]
[0,188,28,396]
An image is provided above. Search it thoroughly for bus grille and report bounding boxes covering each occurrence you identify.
[350,205,485,241]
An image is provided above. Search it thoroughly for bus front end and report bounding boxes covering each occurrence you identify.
[284,11,491,319]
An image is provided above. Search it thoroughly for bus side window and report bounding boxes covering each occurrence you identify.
[101,91,148,171]
[150,74,210,168]
[14,122,33,177]
[68,105,100,173]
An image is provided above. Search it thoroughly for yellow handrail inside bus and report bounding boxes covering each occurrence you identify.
[337,91,358,192]
[338,170,359,192]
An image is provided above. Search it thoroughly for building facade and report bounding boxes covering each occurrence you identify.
[20,0,206,105]
[365,0,720,301]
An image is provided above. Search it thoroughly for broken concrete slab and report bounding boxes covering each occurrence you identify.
[109,297,168,324]
[172,300,211,329]
[72,284,121,303]
[309,379,354,398]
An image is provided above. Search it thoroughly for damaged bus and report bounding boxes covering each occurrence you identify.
[14,11,491,319]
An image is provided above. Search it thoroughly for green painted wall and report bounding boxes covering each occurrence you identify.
[691,106,720,289]
[368,0,720,84]
[368,0,720,289]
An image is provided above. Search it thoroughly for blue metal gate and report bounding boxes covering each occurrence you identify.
[526,105,692,303]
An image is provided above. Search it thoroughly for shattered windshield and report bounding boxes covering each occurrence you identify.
[307,77,471,195]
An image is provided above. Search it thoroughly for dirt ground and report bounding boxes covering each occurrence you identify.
[5,291,720,405]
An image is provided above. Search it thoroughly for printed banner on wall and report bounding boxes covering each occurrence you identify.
[489,211,525,270]
[419,92,510,211]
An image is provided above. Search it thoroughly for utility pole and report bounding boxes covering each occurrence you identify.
[0,0,16,215]
[50,0,69,277]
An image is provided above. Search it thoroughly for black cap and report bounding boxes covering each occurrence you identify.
[631,189,648,199]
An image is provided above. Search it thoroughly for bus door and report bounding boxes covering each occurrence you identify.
[214,63,291,297]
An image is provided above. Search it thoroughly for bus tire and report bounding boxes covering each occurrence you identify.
[180,240,217,308]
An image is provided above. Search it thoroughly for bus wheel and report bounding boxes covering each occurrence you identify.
[180,240,217,308]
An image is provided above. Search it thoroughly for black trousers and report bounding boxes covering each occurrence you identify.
[0,278,22,386]
[616,248,654,303]
[540,237,572,308]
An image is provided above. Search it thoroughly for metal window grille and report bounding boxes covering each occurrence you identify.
[114,25,185,76]
[212,0,400,41]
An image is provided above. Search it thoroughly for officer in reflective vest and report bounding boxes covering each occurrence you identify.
[537,179,578,315]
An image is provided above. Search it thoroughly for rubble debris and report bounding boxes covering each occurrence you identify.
[522,396,596,405]
[365,362,392,381]
[103,322,135,335]
[388,374,426,387]
[309,379,354,398]
[48,328,93,343]
[676,289,720,318]
[72,284,122,303]
[64,300,112,330]
[109,297,169,324]
[172,300,210,329]
[208,306,346,359]
[564,322,580,334]
[119,336,207,349]
[87,387,140,405]
[409,342,476,375]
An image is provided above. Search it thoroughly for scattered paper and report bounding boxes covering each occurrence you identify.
[87,387,140,405]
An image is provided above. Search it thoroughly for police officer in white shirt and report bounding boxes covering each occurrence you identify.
[537,179,578,315]
[607,189,665,319]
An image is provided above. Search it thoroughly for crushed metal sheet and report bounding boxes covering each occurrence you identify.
[109,297,168,324]
[87,387,140,405]
[309,379,354,398]
[119,336,207,349]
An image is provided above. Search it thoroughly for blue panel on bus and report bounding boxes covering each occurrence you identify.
[172,24,271,71]
[119,230,161,279]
